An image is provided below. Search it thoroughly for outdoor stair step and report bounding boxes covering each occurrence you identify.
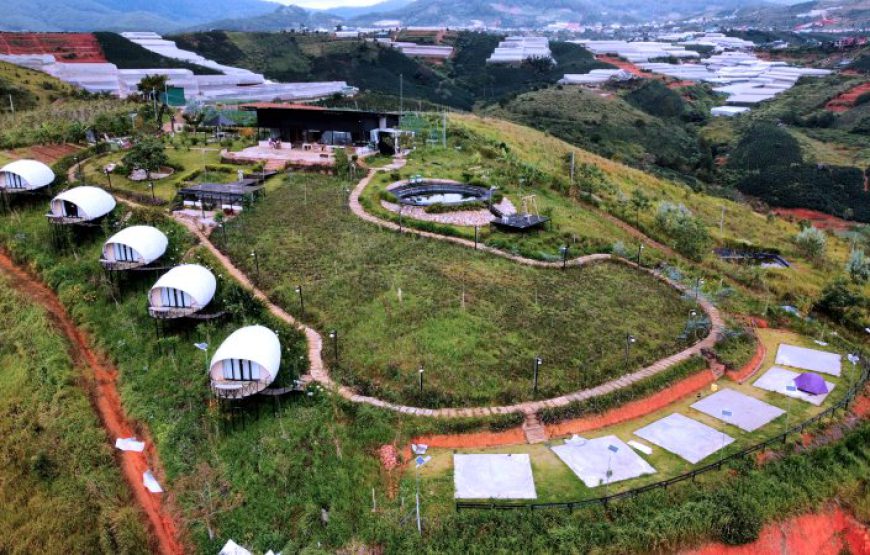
[522,412,548,444]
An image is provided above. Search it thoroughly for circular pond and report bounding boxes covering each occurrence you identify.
[392,180,492,207]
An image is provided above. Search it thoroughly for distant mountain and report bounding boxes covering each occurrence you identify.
[185,5,341,32]
[0,0,276,32]
[321,0,414,19]
[345,0,774,27]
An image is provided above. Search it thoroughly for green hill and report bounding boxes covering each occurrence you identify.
[170,30,610,110]
[0,61,83,112]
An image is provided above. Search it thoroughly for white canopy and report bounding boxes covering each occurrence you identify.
[0,159,55,191]
[210,325,281,385]
[103,226,168,265]
[150,264,216,308]
[49,186,116,221]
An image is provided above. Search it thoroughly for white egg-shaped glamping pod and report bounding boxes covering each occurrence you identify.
[0,159,55,193]
[148,264,216,319]
[101,225,169,270]
[209,325,282,399]
[47,186,116,224]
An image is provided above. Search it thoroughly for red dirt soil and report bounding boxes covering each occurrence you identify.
[1,143,83,165]
[0,250,184,555]
[825,81,870,112]
[772,207,860,231]
[683,507,870,555]
[545,369,717,437]
[0,32,106,63]
[596,55,695,88]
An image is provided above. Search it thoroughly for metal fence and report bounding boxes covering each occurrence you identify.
[457,361,869,512]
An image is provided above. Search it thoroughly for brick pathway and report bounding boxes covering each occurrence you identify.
[126,157,724,419]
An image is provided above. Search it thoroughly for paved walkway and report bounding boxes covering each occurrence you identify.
[110,155,723,418]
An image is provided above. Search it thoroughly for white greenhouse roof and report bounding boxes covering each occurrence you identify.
[150,264,216,307]
[104,226,169,265]
[210,325,282,382]
[52,186,116,220]
[0,159,55,190]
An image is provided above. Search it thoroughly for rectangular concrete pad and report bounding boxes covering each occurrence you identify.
[552,435,656,488]
[453,454,537,499]
[775,344,841,376]
[753,367,835,406]
[634,413,734,464]
[691,388,785,432]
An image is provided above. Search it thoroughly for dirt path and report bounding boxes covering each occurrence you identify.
[0,250,184,555]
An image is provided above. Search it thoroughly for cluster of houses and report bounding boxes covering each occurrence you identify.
[0,159,280,400]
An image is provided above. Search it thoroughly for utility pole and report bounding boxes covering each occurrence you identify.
[719,206,725,233]
[399,73,404,123]
[570,151,575,183]
[8,94,14,115]
[441,109,447,148]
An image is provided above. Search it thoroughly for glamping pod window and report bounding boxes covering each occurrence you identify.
[102,226,169,270]
[148,264,217,319]
[209,325,281,398]
[0,159,55,192]
[47,186,116,223]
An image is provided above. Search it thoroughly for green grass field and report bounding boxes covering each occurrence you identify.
[220,171,698,407]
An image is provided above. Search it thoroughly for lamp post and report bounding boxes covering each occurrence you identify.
[625,334,636,368]
[250,251,260,284]
[329,330,339,365]
[560,245,568,269]
[533,356,542,395]
[418,364,424,393]
[636,243,644,266]
[148,181,156,201]
[474,225,479,250]
[295,285,305,316]
[73,156,79,182]
[194,341,209,391]
[694,277,705,301]
[104,168,113,190]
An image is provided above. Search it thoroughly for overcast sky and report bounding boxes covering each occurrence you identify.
[267,0,386,9]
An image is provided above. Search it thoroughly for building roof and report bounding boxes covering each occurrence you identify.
[210,325,281,383]
[0,159,55,190]
[51,186,116,220]
[150,264,216,308]
[104,225,168,265]
[241,103,398,117]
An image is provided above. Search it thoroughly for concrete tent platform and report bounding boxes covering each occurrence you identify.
[753,367,835,406]
[453,454,537,499]
[691,388,785,432]
[775,344,841,376]
[551,435,656,488]
[634,413,734,464]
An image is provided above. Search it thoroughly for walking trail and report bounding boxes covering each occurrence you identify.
[0,250,184,555]
[175,157,724,420]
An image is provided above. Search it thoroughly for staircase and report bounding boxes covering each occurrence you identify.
[265,159,287,172]
[522,411,548,444]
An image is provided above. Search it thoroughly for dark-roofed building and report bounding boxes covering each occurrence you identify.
[242,103,400,146]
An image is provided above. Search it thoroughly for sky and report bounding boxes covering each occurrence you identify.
[267,0,386,9]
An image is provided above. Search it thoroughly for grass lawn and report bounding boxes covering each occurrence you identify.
[361,142,669,263]
[419,328,861,504]
[77,142,248,202]
[221,172,700,407]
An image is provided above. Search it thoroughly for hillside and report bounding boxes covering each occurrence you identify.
[0,60,83,112]
[171,31,609,110]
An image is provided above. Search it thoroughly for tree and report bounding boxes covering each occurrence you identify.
[136,74,170,124]
[655,202,711,261]
[846,248,870,283]
[123,137,168,188]
[794,227,827,261]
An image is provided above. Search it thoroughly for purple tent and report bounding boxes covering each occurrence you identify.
[794,373,828,395]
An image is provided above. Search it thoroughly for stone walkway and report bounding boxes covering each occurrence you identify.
[126,156,724,419]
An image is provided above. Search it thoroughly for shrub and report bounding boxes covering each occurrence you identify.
[794,227,827,261]
[714,487,763,545]
[424,201,487,214]
[846,248,870,283]
[655,202,712,261]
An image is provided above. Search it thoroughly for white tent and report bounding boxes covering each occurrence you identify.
[47,186,115,223]
[148,264,216,318]
[0,159,55,193]
[101,225,169,270]
[209,325,281,398]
